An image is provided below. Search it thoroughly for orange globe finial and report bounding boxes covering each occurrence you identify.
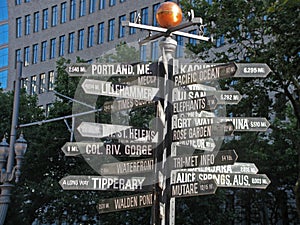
[156,2,183,28]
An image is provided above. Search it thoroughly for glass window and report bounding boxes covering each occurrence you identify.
[0,24,8,45]
[98,22,104,44]
[189,30,197,45]
[41,41,47,61]
[34,12,39,32]
[78,29,84,50]
[87,26,94,47]
[129,11,136,35]
[50,38,56,59]
[48,71,54,91]
[24,46,30,66]
[30,75,37,95]
[25,0,30,2]
[119,15,126,38]
[89,0,95,13]
[176,35,184,58]
[70,0,76,20]
[0,71,7,89]
[153,4,159,26]
[61,2,67,23]
[141,7,148,25]
[79,0,86,17]
[25,15,30,35]
[140,45,147,62]
[109,0,116,7]
[59,35,65,56]
[120,0,126,3]
[68,32,75,53]
[0,48,8,68]
[42,9,48,30]
[16,0,21,5]
[99,0,105,9]
[151,41,158,61]
[51,5,58,27]
[15,49,21,68]
[39,73,46,93]
[32,44,38,64]
[108,19,115,41]
[16,17,22,38]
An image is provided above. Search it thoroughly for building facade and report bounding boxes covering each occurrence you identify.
[7,0,168,108]
[0,1,8,89]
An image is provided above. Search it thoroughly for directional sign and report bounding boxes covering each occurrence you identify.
[77,122,157,142]
[172,150,238,169]
[183,162,258,174]
[82,79,159,101]
[172,171,271,189]
[172,116,270,133]
[172,122,234,142]
[59,175,150,191]
[172,95,218,114]
[66,63,154,77]
[103,99,154,113]
[96,192,153,214]
[173,63,237,86]
[100,158,154,175]
[173,62,271,86]
[172,138,216,152]
[172,88,242,105]
[171,179,217,198]
[61,142,155,157]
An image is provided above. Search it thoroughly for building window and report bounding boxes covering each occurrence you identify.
[68,32,75,53]
[25,0,30,2]
[176,35,184,58]
[41,41,47,61]
[45,103,53,117]
[109,0,116,7]
[120,0,126,3]
[99,0,105,9]
[61,2,67,23]
[98,22,104,44]
[39,73,46,93]
[21,77,29,93]
[70,0,76,20]
[34,12,39,32]
[24,46,30,66]
[30,75,37,95]
[16,17,22,38]
[51,5,58,27]
[48,71,55,91]
[140,45,147,62]
[32,44,38,64]
[16,0,21,5]
[79,0,86,17]
[89,0,95,13]
[141,7,148,25]
[129,11,136,35]
[42,9,48,30]
[119,15,126,38]
[153,4,159,26]
[78,29,84,50]
[50,38,56,59]
[15,49,21,68]
[25,15,30,35]
[189,30,197,45]
[87,26,94,47]
[59,35,65,56]
[151,41,158,61]
[108,19,115,41]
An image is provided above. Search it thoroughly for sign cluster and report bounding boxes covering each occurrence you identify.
[60,59,271,214]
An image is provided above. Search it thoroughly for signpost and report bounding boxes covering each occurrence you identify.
[60,3,272,225]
